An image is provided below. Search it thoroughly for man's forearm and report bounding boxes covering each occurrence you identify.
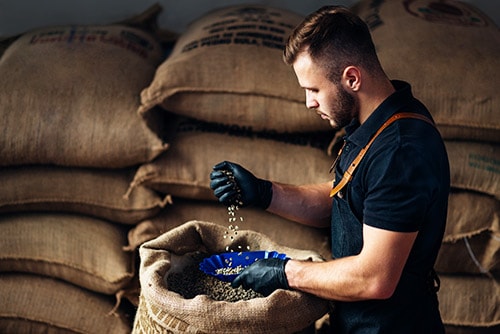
[267,181,332,227]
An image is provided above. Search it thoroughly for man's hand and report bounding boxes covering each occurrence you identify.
[231,258,290,296]
[209,161,272,209]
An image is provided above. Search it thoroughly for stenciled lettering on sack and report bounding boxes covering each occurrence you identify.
[29,27,153,58]
[403,0,488,27]
[181,25,287,52]
[468,153,500,174]
[181,7,295,53]
[363,0,385,30]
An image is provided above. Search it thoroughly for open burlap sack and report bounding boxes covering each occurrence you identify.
[0,212,134,295]
[129,129,333,201]
[0,165,170,224]
[353,0,500,143]
[439,274,500,328]
[436,191,499,276]
[0,273,131,334]
[139,4,331,134]
[126,198,331,260]
[133,220,330,334]
[446,140,500,199]
[0,24,167,168]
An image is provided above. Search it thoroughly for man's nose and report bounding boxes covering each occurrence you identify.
[306,97,318,109]
[305,92,318,109]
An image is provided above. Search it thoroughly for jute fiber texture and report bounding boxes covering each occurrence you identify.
[439,274,500,327]
[353,0,500,143]
[0,212,134,294]
[139,5,331,134]
[0,24,167,168]
[0,274,131,334]
[133,220,330,333]
[445,140,500,199]
[436,191,499,276]
[126,198,331,260]
[0,165,170,224]
[129,130,333,201]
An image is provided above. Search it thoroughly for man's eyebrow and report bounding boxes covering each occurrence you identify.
[297,82,311,90]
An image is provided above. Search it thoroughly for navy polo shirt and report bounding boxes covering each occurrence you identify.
[329,80,450,333]
[333,80,450,272]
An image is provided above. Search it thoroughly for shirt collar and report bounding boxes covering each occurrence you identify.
[344,80,413,148]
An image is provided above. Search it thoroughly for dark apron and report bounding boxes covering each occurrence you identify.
[329,192,444,334]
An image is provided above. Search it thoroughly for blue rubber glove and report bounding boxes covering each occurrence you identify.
[231,258,290,296]
[209,161,273,209]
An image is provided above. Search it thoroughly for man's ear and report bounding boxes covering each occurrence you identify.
[342,66,361,92]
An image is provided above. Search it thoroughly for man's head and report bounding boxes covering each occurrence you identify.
[284,6,386,129]
[284,5,382,82]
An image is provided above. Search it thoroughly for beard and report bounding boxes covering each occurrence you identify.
[329,84,356,130]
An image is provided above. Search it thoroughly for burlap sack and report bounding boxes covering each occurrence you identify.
[353,0,500,143]
[0,212,134,294]
[446,140,500,199]
[126,198,331,260]
[436,191,499,276]
[439,274,500,328]
[0,24,167,168]
[438,231,499,277]
[0,274,131,334]
[0,165,170,224]
[129,130,334,201]
[133,220,330,333]
[139,4,331,134]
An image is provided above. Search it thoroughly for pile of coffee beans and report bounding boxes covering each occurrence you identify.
[166,252,262,302]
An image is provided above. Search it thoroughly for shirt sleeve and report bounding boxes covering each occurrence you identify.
[361,142,437,232]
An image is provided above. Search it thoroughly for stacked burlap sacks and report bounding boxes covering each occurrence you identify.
[127,116,334,209]
[133,220,330,333]
[138,4,331,134]
[353,0,500,332]
[125,4,336,331]
[0,9,171,332]
[124,1,335,316]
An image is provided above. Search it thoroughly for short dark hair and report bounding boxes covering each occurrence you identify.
[283,6,383,82]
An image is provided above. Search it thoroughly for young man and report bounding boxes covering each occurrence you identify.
[210,6,450,333]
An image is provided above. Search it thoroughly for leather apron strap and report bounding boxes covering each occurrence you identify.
[330,112,434,198]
